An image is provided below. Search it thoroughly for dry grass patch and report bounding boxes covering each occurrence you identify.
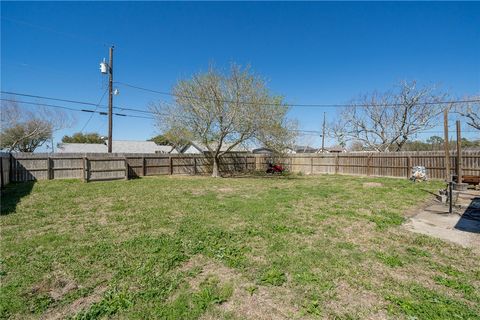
[40,285,108,320]
[179,255,301,320]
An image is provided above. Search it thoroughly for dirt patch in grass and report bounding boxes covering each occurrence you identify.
[221,286,300,320]
[30,271,78,302]
[216,187,235,193]
[363,182,383,188]
[40,285,108,320]
[179,255,300,319]
[191,189,209,196]
[180,255,238,291]
[324,281,385,318]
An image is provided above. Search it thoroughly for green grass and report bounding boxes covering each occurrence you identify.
[1,175,479,319]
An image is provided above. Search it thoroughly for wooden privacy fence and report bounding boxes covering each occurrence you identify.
[1,151,479,186]
[2,153,255,183]
[257,151,480,180]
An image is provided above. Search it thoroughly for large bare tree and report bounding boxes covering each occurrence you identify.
[332,81,445,152]
[454,96,480,131]
[151,64,296,177]
[1,100,70,152]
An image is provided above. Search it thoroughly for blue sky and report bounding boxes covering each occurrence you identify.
[1,1,479,149]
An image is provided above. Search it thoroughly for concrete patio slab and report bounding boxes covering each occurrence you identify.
[404,189,480,250]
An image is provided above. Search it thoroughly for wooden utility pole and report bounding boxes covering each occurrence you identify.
[107,46,114,153]
[443,109,450,181]
[456,120,462,184]
[321,112,326,152]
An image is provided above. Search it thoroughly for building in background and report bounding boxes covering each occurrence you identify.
[57,140,174,154]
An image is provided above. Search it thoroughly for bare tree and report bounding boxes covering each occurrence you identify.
[151,64,296,177]
[454,96,480,131]
[1,100,71,152]
[332,81,445,152]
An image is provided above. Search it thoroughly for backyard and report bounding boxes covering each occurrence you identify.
[0,175,479,319]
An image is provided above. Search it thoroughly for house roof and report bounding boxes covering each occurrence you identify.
[293,145,318,153]
[252,147,296,154]
[57,141,174,154]
[57,143,107,153]
[325,146,346,153]
[181,141,248,153]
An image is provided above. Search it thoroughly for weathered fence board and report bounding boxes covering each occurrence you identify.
[1,151,479,184]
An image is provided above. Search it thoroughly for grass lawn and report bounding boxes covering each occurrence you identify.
[1,175,479,319]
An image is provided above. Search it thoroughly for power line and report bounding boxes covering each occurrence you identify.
[115,81,480,108]
[1,91,105,107]
[2,98,478,136]
[80,89,108,133]
[4,90,480,123]
[2,92,478,135]
[0,98,154,120]
[0,90,154,115]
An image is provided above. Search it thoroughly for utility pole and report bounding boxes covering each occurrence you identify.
[443,108,450,181]
[321,112,326,152]
[108,46,114,153]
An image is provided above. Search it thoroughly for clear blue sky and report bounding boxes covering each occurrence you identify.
[2,1,479,149]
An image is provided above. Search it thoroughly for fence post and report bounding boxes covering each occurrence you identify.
[83,157,88,182]
[406,156,411,179]
[193,157,197,175]
[367,155,371,176]
[335,155,339,174]
[0,155,4,190]
[169,156,173,175]
[47,157,53,180]
[124,157,129,180]
[310,157,314,174]
[9,153,14,183]
[142,157,146,176]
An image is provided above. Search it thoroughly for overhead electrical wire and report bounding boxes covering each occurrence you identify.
[80,89,109,133]
[114,81,480,108]
[3,90,480,124]
[0,98,154,120]
[2,91,479,136]
[0,98,331,136]
[1,90,155,115]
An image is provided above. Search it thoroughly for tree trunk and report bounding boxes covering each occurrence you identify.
[212,156,220,178]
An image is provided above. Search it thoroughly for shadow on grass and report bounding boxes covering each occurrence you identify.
[1,181,35,215]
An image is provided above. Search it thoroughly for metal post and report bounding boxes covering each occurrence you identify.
[449,181,453,214]
[107,46,114,153]
[321,112,326,153]
[443,109,451,182]
[456,120,462,184]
